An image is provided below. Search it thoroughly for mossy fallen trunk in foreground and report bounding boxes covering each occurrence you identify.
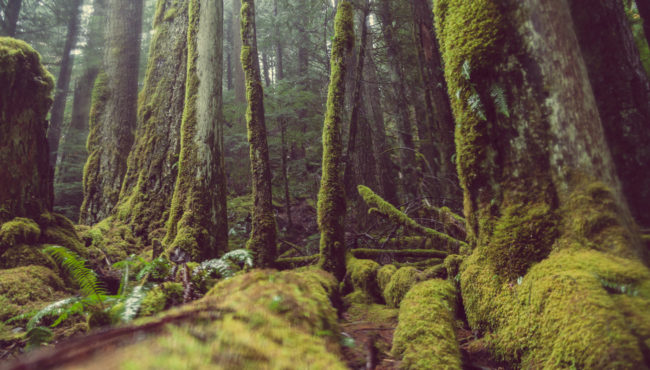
[116,0,189,243]
[0,37,54,223]
[317,1,354,280]
[164,0,228,261]
[8,269,346,369]
[240,0,277,267]
[435,0,650,367]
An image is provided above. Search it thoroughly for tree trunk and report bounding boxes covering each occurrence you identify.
[636,0,650,44]
[241,0,277,267]
[0,38,54,222]
[1,0,21,37]
[273,0,283,80]
[80,0,143,225]
[317,1,353,281]
[115,0,189,242]
[412,0,460,211]
[231,0,246,102]
[435,0,650,367]
[47,0,82,168]
[569,0,650,228]
[164,0,228,261]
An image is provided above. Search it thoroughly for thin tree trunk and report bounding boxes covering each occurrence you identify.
[273,0,283,80]
[164,0,228,260]
[569,0,650,228]
[1,0,21,37]
[280,119,291,228]
[261,51,271,87]
[241,0,277,267]
[318,1,353,281]
[232,0,246,102]
[48,0,82,168]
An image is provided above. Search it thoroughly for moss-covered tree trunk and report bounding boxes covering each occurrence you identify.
[569,0,650,228]
[164,0,228,261]
[232,0,246,103]
[435,0,650,367]
[0,37,54,223]
[240,0,277,267]
[80,0,143,225]
[47,0,82,168]
[116,0,189,242]
[317,1,353,281]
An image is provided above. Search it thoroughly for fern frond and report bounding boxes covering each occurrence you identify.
[461,60,472,80]
[44,245,107,303]
[26,326,53,349]
[26,297,83,330]
[221,249,254,268]
[467,93,487,121]
[198,258,235,278]
[121,285,148,322]
[489,83,510,118]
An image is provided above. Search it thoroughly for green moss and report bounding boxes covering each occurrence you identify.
[139,282,184,317]
[346,303,398,325]
[422,264,447,280]
[392,279,461,369]
[383,266,422,308]
[0,217,40,254]
[377,264,397,292]
[317,1,354,280]
[345,253,381,300]
[78,216,139,266]
[443,254,463,279]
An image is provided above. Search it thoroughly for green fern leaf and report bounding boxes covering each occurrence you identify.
[461,60,472,80]
[26,297,83,330]
[43,245,107,302]
[489,84,510,118]
[467,93,487,121]
[121,285,148,322]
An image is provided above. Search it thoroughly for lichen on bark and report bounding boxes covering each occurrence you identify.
[317,1,354,281]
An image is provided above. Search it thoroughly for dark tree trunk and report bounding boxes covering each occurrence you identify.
[225,4,233,90]
[80,0,143,224]
[1,0,21,37]
[569,0,650,228]
[164,0,228,261]
[116,0,189,242]
[636,0,650,44]
[262,51,271,87]
[47,0,82,168]
[241,0,277,267]
[232,0,246,103]
[273,0,283,80]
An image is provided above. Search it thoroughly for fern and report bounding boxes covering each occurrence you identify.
[195,249,253,278]
[120,285,147,322]
[24,297,83,330]
[25,326,53,349]
[44,245,107,304]
[467,93,487,121]
[489,84,510,118]
[461,60,472,80]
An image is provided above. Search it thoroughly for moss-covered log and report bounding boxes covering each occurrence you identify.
[435,0,650,367]
[0,37,54,223]
[383,266,422,308]
[164,0,228,261]
[7,269,346,369]
[80,0,143,225]
[351,248,448,260]
[115,0,189,242]
[358,185,467,250]
[392,279,462,369]
[275,255,318,269]
[240,0,277,267]
[317,1,354,280]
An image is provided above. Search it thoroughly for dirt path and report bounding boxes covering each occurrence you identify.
[339,306,400,369]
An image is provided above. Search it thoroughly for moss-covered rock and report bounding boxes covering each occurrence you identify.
[78,217,139,266]
[0,218,41,255]
[139,282,184,317]
[377,264,397,292]
[383,266,422,308]
[345,253,381,300]
[392,279,461,369]
[0,37,54,223]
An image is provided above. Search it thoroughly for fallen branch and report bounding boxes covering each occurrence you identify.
[351,248,448,260]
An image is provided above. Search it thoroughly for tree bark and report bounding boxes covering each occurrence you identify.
[636,0,650,44]
[80,0,143,225]
[164,0,228,261]
[317,1,353,281]
[47,0,82,168]
[231,0,246,102]
[1,0,21,37]
[241,0,277,267]
[435,0,649,367]
[116,0,189,242]
[569,0,650,228]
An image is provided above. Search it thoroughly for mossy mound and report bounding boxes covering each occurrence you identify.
[0,218,41,253]
[461,248,650,368]
[0,265,69,322]
[345,253,381,301]
[392,279,461,369]
[383,266,423,308]
[39,212,86,256]
[77,217,140,265]
[139,282,184,317]
[377,264,397,292]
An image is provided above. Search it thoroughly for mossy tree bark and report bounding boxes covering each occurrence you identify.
[240,0,277,267]
[232,0,246,103]
[0,0,21,37]
[164,0,228,261]
[569,0,650,228]
[435,0,650,367]
[80,0,143,225]
[116,0,189,242]
[47,0,82,168]
[0,37,54,223]
[317,1,353,281]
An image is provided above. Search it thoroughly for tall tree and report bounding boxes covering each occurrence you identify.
[569,0,650,228]
[636,0,650,43]
[47,0,83,168]
[232,0,246,102]
[116,0,189,242]
[317,0,353,280]
[241,0,277,267]
[0,0,21,37]
[164,0,228,261]
[80,0,143,224]
[435,0,650,367]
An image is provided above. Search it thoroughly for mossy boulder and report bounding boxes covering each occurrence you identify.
[139,282,184,317]
[377,264,397,292]
[0,37,54,223]
[383,266,423,308]
[0,218,41,255]
[392,279,461,369]
[345,254,381,300]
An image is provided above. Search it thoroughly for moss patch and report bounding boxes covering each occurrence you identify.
[139,282,184,317]
[345,253,381,300]
[377,264,397,292]
[0,217,41,255]
[383,266,422,308]
[392,279,461,369]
